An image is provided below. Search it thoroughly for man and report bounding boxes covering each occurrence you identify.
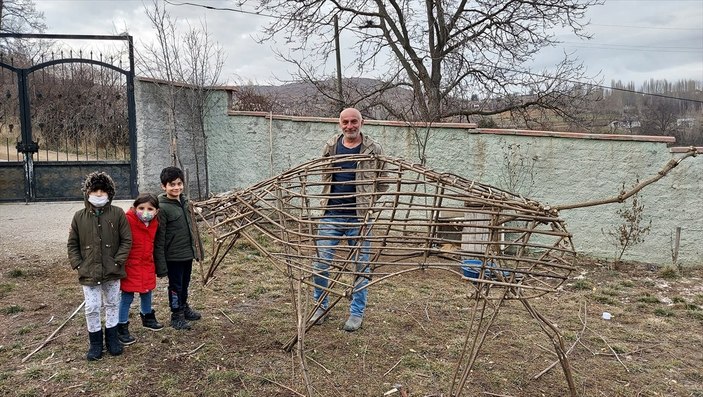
[312,107,387,332]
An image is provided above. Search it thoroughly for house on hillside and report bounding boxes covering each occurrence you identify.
[676,118,695,128]
[608,119,641,132]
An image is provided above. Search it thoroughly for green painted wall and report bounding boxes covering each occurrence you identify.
[159,89,703,266]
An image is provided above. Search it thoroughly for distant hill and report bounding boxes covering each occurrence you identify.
[230,78,703,146]
[231,77,416,120]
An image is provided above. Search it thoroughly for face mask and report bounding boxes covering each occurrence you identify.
[137,210,155,222]
[88,194,109,207]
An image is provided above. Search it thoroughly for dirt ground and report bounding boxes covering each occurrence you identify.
[0,201,702,397]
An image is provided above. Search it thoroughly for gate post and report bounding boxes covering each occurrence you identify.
[126,35,138,198]
[15,69,39,203]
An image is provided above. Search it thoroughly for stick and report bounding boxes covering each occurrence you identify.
[239,376,250,394]
[219,309,236,325]
[533,301,587,380]
[296,275,315,396]
[673,226,681,266]
[258,375,306,397]
[306,355,332,374]
[176,343,205,357]
[408,312,428,333]
[554,149,697,211]
[594,343,660,357]
[592,331,629,372]
[41,352,55,365]
[22,301,85,363]
[383,357,403,377]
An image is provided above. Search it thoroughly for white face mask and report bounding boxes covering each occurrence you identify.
[88,194,109,207]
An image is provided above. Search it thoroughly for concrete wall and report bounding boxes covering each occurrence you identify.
[135,78,208,199]
[136,84,703,266]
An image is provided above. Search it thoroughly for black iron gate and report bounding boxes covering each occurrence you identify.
[0,33,137,202]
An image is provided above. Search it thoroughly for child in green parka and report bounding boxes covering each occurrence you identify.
[154,166,203,330]
[67,171,132,360]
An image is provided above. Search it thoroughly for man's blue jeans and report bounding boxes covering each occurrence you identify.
[313,217,372,317]
[118,290,153,324]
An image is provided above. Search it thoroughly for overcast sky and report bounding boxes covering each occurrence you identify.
[34,0,703,87]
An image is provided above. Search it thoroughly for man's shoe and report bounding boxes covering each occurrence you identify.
[310,308,327,325]
[342,315,363,332]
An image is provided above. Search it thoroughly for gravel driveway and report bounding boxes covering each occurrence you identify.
[0,200,132,262]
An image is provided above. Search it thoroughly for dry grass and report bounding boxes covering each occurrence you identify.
[1,241,702,397]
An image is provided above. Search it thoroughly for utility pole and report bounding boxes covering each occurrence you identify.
[334,14,344,112]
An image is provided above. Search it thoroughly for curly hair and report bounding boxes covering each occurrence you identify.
[82,171,116,200]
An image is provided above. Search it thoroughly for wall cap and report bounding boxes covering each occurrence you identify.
[226,111,478,128]
[477,128,675,143]
[670,146,703,153]
[227,111,678,143]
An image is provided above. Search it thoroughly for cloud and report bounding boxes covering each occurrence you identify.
[34,0,703,86]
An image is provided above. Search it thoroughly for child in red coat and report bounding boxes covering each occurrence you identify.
[116,194,167,345]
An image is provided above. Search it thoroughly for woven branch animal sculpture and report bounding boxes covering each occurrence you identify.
[194,154,578,397]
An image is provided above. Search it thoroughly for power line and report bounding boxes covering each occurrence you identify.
[589,23,703,31]
[589,84,703,103]
[161,0,703,104]
[163,0,333,25]
[483,62,703,104]
[561,41,702,53]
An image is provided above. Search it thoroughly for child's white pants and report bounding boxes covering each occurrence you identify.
[82,279,121,332]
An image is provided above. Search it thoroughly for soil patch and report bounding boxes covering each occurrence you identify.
[0,203,702,396]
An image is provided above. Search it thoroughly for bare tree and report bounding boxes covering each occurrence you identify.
[137,1,184,166]
[0,0,45,34]
[0,0,46,58]
[250,0,602,124]
[231,85,279,112]
[136,0,225,198]
[641,98,679,136]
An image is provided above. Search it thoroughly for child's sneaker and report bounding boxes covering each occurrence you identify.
[183,305,202,321]
[170,310,192,330]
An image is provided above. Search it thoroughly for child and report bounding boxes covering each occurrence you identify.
[154,166,203,330]
[67,171,132,360]
[116,193,166,346]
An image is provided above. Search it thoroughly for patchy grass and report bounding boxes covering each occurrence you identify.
[570,279,593,290]
[1,242,702,397]
[0,283,13,299]
[659,265,679,280]
[636,294,661,304]
[2,305,23,315]
[654,307,675,317]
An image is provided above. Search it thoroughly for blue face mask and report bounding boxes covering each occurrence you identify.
[137,210,155,222]
[88,194,109,208]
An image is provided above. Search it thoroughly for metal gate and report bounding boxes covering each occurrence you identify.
[0,33,137,202]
